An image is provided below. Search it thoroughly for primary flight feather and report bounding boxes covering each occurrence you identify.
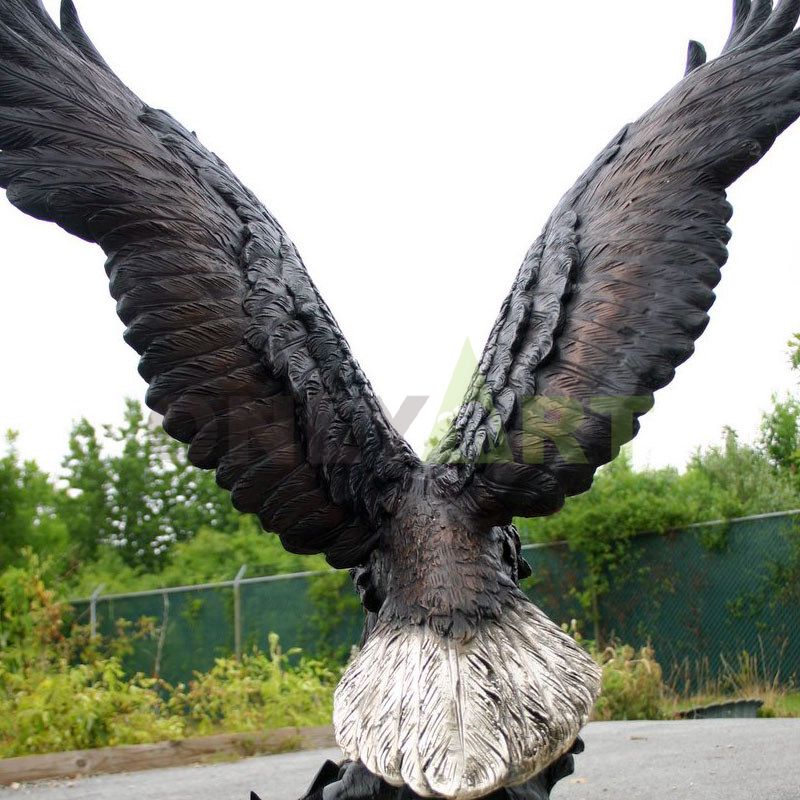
[1,1,799,797]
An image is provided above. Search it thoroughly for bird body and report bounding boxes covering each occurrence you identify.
[335,490,599,797]
[2,1,800,797]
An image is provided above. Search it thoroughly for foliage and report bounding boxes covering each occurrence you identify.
[173,634,337,735]
[0,642,338,758]
[57,419,111,562]
[307,570,362,661]
[516,432,800,640]
[768,693,800,717]
[59,400,242,569]
[0,550,69,672]
[761,335,800,486]
[0,659,182,757]
[5,333,800,597]
[591,643,665,722]
[4,555,800,762]
[4,335,800,758]
[159,521,326,585]
[517,431,800,549]
[761,396,800,481]
[63,522,327,599]
[0,434,68,571]
[0,552,176,756]
[61,546,156,599]
[518,450,701,639]
[0,556,337,758]
[684,427,800,519]
[3,398,327,596]
[790,333,800,373]
[662,643,798,720]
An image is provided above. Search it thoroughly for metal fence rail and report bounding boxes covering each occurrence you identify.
[70,510,800,689]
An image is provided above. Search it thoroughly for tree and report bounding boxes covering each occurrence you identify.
[157,519,326,587]
[58,420,111,561]
[0,433,67,570]
[684,427,800,519]
[760,334,800,485]
[62,518,327,598]
[790,333,800,372]
[60,400,244,570]
[761,398,800,479]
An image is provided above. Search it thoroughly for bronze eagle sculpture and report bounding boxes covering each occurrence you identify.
[2,1,800,797]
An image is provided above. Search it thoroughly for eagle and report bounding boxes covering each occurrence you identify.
[1,1,799,798]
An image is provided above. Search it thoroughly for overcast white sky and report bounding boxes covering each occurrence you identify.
[1,0,798,477]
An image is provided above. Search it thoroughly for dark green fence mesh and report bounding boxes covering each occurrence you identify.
[597,513,800,691]
[71,511,799,689]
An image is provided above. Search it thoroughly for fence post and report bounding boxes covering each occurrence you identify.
[89,584,105,639]
[233,565,247,660]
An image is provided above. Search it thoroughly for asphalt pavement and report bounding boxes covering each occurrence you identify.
[1,720,798,800]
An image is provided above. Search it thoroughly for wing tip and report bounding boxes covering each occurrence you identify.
[722,0,800,54]
[59,0,111,70]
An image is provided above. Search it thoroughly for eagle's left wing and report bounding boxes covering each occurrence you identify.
[431,0,800,523]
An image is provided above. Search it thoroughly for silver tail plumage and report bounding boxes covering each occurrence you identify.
[333,595,601,799]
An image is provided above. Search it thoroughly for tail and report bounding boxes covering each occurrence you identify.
[333,595,600,799]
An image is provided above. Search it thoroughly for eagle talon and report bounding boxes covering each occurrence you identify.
[277,740,584,800]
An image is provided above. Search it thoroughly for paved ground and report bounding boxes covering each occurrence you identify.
[1,720,798,800]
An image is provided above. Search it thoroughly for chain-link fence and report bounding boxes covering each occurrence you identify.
[520,510,800,691]
[70,510,799,689]
[69,569,362,686]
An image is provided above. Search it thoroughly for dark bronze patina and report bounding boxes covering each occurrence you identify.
[2,1,800,797]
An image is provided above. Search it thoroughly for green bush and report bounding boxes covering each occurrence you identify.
[0,660,182,756]
[0,554,338,758]
[0,645,339,758]
[174,633,337,735]
[0,551,70,673]
[592,644,665,721]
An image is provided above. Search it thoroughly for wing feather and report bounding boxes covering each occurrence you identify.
[432,2,800,520]
[0,1,418,566]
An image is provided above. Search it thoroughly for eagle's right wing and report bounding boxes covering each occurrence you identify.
[0,0,420,567]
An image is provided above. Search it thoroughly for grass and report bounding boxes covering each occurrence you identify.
[761,692,800,717]
[662,691,800,718]
[661,642,799,719]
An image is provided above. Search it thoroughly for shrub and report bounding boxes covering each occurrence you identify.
[592,644,665,721]
[0,555,337,758]
[173,634,337,735]
[0,551,71,673]
[0,660,182,756]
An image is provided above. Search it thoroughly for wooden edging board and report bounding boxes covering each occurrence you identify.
[0,725,337,786]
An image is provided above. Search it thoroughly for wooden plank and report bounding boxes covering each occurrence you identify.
[0,725,338,785]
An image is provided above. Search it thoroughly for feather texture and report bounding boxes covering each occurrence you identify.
[5,6,800,796]
[0,1,419,567]
[334,596,600,799]
[430,1,800,522]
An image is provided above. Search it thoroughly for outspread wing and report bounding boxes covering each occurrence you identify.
[432,0,800,521]
[0,0,419,567]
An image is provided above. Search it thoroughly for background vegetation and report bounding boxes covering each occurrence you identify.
[1,335,799,758]
[515,335,800,636]
[0,554,336,757]
[2,554,796,759]
[1,336,798,603]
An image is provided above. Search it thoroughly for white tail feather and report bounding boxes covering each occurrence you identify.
[334,600,601,799]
